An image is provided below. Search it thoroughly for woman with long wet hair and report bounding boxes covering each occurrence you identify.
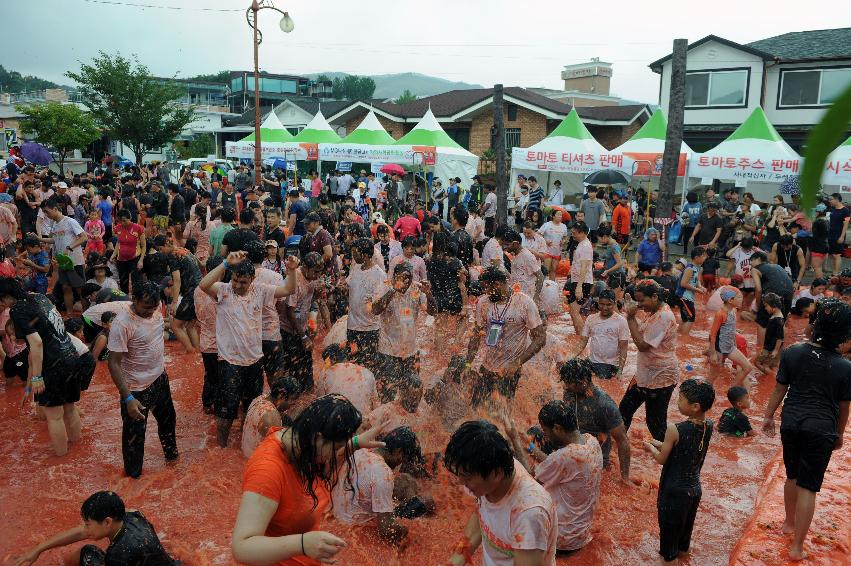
[232,394,386,565]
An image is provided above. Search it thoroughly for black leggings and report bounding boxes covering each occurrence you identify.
[619,382,676,441]
[201,352,219,410]
[658,493,701,561]
[120,373,178,479]
[116,256,142,294]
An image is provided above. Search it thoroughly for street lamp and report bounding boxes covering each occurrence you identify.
[246,0,293,185]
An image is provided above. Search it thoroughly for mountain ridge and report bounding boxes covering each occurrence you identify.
[305,71,483,100]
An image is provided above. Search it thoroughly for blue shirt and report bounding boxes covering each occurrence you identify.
[637,239,662,266]
[97,199,114,226]
[29,251,49,287]
[683,202,702,225]
[289,200,309,236]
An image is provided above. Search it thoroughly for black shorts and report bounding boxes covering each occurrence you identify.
[2,348,29,380]
[828,239,845,255]
[756,294,791,328]
[216,359,263,420]
[36,360,81,407]
[346,329,380,372]
[678,298,696,323]
[79,544,106,566]
[781,428,836,492]
[471,365,521,406]
[377,353,420,402]
[564,282,593,305]
[331,193,348,203]
[657,493,701,561]
[280,331,314,392]
[637,262,657,273]
[57,265,85,289]
[607,271,627,289]
[74,351,97,391]
[173,290,197,322]
[590,361,619,379]
[261,339,284,381]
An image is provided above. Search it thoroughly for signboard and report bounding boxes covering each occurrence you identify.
[691,155,800,183]
[620,152,687,177]
[4,128,17,149]
[336,162,352,172]
[511,147,617,174]
[563,66,612,79]
[370,163,385,174]
[412,146,436,166]
[317,144,437,165]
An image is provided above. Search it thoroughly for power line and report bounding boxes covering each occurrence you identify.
[81,0,242,11]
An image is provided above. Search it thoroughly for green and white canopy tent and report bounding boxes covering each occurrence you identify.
[318,107,479,184]
[690,107,801,185]
[510,108,611,198]
[224,112,294,159]
[610,109,694,175]
[292,110,342,144]
[822,136,851,188]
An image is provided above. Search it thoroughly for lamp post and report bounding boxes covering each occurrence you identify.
[246,0,294,185]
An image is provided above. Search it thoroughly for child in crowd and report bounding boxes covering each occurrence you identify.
[790,277,827,316]
[90,311,116,361]
[754,293,785,374]
[644,378,715,566]
[676,247,707,336]
[18,235,50,293]
[652,262,681,313]
[718,386,754,437]
[708,288,753,388]
[1,314,28,383]
[84,208,107,256]
[700,247,720,291]
[261,240,282,273]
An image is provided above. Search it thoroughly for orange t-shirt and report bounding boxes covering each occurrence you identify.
[611,204,631,235]
[242,428,330,566]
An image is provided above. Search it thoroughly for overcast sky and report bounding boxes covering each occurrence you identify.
[5,0,848,103]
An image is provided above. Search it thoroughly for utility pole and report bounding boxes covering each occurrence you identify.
[657,38,687,220]
[492,84,508,226]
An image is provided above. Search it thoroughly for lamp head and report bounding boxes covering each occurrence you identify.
[279,12,294,33]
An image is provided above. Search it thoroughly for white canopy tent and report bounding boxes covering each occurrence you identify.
[822,136,851,190]
[224,112,295,160]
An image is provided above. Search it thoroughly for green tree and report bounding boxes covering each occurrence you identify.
[66,52,196,166]
[356,76,376,100]
[0,65,58,93]
[315,74,331,83]
[173,133,215,160]
[185,70,230,83]
[331,77,345,99]
[394,89,417,104]
[16,102,100,173]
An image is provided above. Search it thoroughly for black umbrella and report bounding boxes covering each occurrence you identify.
[583,169,629,185]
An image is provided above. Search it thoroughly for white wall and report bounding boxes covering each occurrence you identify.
[659,40,764,126]
[765,61,851,126]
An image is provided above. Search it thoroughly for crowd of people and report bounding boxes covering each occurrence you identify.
[1,155,849,566]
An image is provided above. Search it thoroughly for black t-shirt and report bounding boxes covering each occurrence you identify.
[10,293,77,371]
[658,419,713,501]
[221,227,261,254]
[104,511,177,566]
[756,262,794,298]
[150,191,169,216]
[144,251,171,284]
[426,257,464,314]
[702,257,720,275]
[763,316,785,352]
[777,342,851,436]
[718,407,752,436]
[168,252,202,294]
[452,228,474,268]
[564,385,623,464]
[169,194,185,222]
[265,226,287,250]
[95,288,131,304]
[828,206,850,239]
[695,213,724,245]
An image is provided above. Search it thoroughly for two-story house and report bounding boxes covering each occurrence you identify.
[650,28,851,152]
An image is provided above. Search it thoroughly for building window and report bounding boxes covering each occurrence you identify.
[684,70,748,107]
[779,67,851,107]
[505,128,521,149]
[231,77,243,92]
[507,104,518,121]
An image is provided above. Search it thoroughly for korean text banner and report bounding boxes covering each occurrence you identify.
[690,155,800,183]
[511,147,620,174]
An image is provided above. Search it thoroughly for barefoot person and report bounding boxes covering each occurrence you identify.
[107,280,178,479]
[762,298,851,561]
[0,277,81,457]
[198,251,294,447]
[232,394,387,565]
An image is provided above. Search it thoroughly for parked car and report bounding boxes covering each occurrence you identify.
[109,154,135,168]
[180,158,235,173]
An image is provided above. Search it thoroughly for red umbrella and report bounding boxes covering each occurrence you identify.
[379,164,405,175]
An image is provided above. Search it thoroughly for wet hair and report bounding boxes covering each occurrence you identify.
[431,231,451,256]
[679,378,716,412]
[558,357,594,385]
[231,260,256,278]
[690,246,706,259]
[444,420,514,479]
[152,235,169,249]
[117,209,132,221]
[376,223,390,236]
[288,394,362,507]
[302,251,324,271]
[305,212,321,225]
[493,224,509,240]
[245,239,266,264]
[194,205,208,231]
[270,377,301,399]
[502,229,522,244]
[80,491,125,522]
[635,280,664,301]
[572,220,589,234]
[65,317,84,334]
[686,191,698,204]
[750,251,768,263]
[401,236,416,249]
[0,278,26,301]
[346,223,365,239]
[795,297,815,312]
[741,237,755,249]
[597,226,612,238]
[779,234,793,246]
[393,262,413,277]
[132,280,161,304]
[811,277,828,288]
[538,400,578,432]
[184,238,198,255]
[322,343,348,364]
[383,426,423,464]
[22,234,41,248]
[762,292,783,309]
[597,288,616,302]
[727,385,749,406]
[811,298,851,350]
[659,261,673,273]
[479,265,508,284]
[220,207,236,223]
[81,282,102,298]
[353,237,375,256]
[100,311,117,324]
[452,206,469,226]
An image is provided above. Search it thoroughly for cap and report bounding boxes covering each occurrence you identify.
[357,181,366,189]
[720,289,739,302]
[57,181,68,188]
[264,240,279,248]
[815,203,827,212]
[731,274,744,284]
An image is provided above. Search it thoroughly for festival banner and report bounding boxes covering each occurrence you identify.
[690,155,800,183]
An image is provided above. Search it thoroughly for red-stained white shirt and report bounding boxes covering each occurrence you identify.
[194,287,217,354]
[317,362,377,416]
[375,282,427,359]
[475,292,542,373]
[331,449,395,525]
[107,306,165,390]
[214,282,277,366]
[635,305,679,389]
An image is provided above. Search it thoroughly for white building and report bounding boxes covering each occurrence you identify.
[649,28,851,151]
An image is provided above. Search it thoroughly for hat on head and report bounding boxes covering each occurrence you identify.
[57,181,68,188]
[815,203,827,212]
[357,181,366,189]
[85,259,113,279]
[264,240,279,248]
[720,289,739,302]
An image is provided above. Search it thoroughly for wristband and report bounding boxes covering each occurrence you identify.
[352,435,359,450]
[124,394,136,404]
[528,441,536,455]
[25,387,32,394]
[222,261,230,270]
[31,375,44,384]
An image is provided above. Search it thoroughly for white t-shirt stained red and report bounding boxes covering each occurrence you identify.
[570,238,593,284]
[581,313,629,366]
[107,307,165,391]
[331,449,395,525]
[214,282,277,366]
[475,292,542,373]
